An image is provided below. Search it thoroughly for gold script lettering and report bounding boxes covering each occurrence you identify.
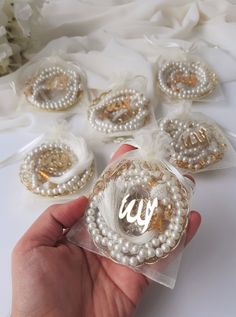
[119,194,158,234]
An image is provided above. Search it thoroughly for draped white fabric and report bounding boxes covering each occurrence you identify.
[41,0,236,58]
[1,1,236,314]
[1,0,236,128]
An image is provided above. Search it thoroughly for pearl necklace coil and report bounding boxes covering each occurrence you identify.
[158,61,218,101]
[24,65,83,111]
[19,142,94,197]
[86,159,191,267]
[88,89,150,135]
[159,118,227,172]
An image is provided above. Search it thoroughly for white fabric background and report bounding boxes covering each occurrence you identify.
[1,0,236,316]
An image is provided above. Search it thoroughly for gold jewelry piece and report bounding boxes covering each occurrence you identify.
[88,88,150,134]
[86,159,190,267]
[19,142,94,196]
[159,118,227,171]
[24,65,83,111]
[158,61,218,100]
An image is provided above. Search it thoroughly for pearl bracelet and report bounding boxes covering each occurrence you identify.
[24,65,83,111]
[19,142,94,197]
[88,89,150,134]
[158,61,218,100]
[86,159,190,267]
[159,118,227,171]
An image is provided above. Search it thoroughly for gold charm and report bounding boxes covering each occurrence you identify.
[88,88,150,134]
[159,118,227,171]
[24,64,83,111]
[19,142,94,197]
[158,61,218,100]
[86,158,190,267]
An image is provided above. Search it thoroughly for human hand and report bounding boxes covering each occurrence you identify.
[12,144,201,317]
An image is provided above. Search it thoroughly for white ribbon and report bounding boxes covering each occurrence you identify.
[161,159,195,196]
[0,114,32,132]
[144,36,201,55]
[0,129,94,186]
[132,129,195,195]
[48,137,94,184]
[0,134,44,168]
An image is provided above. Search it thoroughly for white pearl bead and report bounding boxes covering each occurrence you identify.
[91,229,99,236]
[115,252,122,262]
[139,248,148,258]
[121,256,129,265]
[159,234,166,243]
[152,238,160,247]
[129,257,138,267]
[147,248,155,258]
[87,208,95,216]
[137,254,145,263]
[101,237,108,246]
[94,235,102,243]
[107,241,114,250]
[155,248,164,257]
[171,231,180,240]
[86,216,94,223]
[161,244,170,253]
[88,223,96,230]
[166,238,175,247]
[130,245,139,255]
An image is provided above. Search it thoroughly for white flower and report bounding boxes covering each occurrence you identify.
[0,0,45,77]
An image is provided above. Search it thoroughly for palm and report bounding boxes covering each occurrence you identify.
[70,245,148,317]
[13,241,147,317]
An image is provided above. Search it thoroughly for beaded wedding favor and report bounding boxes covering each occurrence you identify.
[158,61,218,101]
[158,115,228,172]
[68,147,194,281]
[22,60,84,111]
[19,137,95,197]
[88,88,151,136]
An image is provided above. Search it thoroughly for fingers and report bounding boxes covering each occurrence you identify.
[185,210,201,245]
[17,196,88,251]
[110,144,136,163]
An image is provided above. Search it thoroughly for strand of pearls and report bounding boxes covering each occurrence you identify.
[159,118,226,171]
[158,61,217,100]
[19,142,94,197]
[88,89,150,134]
[86,161,189,267]
[25,65,83,111]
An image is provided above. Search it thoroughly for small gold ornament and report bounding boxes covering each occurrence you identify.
[24,65,83,111]
[159,118,227,171]
[19,142,94,197]
[86,158,190,267]
[158,61,218,100]
[88,88,150,134]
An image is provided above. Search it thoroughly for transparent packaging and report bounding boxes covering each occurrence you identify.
[0,124,97,206]
[68,132,195,288]
[86,75,157,143]
[13,55,90,113]
[157,104,236,173]
[0,55,91,132]
[148,39,226,105]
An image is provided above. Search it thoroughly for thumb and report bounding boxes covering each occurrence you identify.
[17,196,88,251]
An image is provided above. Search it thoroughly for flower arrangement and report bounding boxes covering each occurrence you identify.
[0,0,45,77]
